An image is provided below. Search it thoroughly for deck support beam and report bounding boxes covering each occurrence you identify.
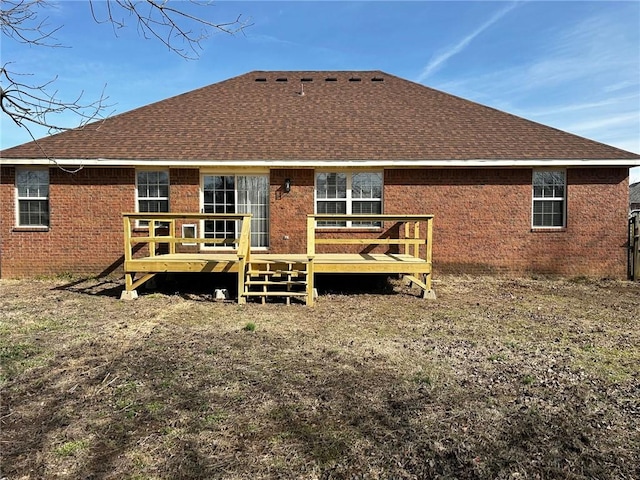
[130,273,157,292]
[404,274,437,299]
[306,257,315,306]
[121,273,157,299]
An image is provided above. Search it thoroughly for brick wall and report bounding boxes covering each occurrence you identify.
[0,165,630,279]
[1,166,134,278]
[267,167,630,278]
[384,167,629,277]
[168,168,200,254]
[269,169,315,254]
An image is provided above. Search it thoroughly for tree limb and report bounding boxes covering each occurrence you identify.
[1,0,250,153]
[89,0,250,59]
[0,0,62,47]
[1,64,111,133]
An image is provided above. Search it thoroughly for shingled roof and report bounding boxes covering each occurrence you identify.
[2,70,639,166]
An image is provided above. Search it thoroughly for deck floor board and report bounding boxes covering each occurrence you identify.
[126,253,429,275]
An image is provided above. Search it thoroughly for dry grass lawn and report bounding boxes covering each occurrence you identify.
[1,273,639,479]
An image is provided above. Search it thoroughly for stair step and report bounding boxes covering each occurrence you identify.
[245,280,307,286]
[247,270,306,276]
[248,260,309,264]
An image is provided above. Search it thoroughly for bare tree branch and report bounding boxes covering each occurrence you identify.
[1,64,111,133]
[0,0,62,47]
[89,0,249,59]
[89,0,250,59]
[1,0,250,156]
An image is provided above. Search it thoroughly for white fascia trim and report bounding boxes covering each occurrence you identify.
[2,158,640,167]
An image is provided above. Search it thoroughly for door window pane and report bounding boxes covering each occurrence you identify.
[202,175,269,248]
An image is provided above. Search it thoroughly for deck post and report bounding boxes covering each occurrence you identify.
[307,215,316,258]
[404,222,410,255]
[306,215,317,306]
[121,216,139,299]
[123,216,132,264]
[306,259,315,306]
[425,217,434,293]
[236,214,252,304]
[634,214,640,281]
[169,219,176,254]
[237,258,247,304]
[121,275,139,300]
[149,220,156,257]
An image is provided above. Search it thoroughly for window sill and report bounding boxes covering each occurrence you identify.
[531,227,567,233]
[12,226,50,232]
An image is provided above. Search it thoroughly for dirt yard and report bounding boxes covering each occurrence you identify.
[1,274,639,479]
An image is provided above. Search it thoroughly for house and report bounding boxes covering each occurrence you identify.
[631,182,640,212]
[2,70,639,296]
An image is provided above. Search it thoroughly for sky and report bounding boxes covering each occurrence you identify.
[1,0,639,182]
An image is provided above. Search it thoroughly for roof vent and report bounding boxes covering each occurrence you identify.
[301,78,313,82]
[255,78,267,82]
[349,77,362,82]
[276,77,288,82]
[371,77,384,82]
[325,77,338,82]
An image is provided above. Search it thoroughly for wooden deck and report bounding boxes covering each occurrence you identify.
[122,213,434,305]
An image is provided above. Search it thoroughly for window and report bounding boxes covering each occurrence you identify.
[202,174,269,248]
[532,170,566,228]
[137,170,169,227]
[316,172,382,227]
[16,169,49,227]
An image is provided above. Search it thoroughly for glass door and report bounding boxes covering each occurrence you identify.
[202,174,269,248]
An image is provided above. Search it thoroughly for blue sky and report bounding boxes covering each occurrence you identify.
[1,1,639,181]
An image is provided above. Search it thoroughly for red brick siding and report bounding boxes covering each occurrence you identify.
[265,167,629,277]
[0,167,16,277]
[269,169,314,254]
[0,165,630,279]
[169,168,200,254]
[1,167,134,278]
[169,168,200,211]
[384,167,629,277]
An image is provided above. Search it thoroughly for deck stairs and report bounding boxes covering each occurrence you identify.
[243,259,310,304]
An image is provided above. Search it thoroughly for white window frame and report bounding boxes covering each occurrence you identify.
[135,169,170,228]
[200,172,270,250]
[315,171,383,228]
[532,169,566,229]
[15,168,50,228]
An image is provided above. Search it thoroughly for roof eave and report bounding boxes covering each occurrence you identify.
[2,158,640,168]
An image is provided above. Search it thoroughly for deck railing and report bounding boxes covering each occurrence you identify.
[307,214,434,294]
[307,214,433,260]
[122,213,252,292]
[121,213,434,301]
